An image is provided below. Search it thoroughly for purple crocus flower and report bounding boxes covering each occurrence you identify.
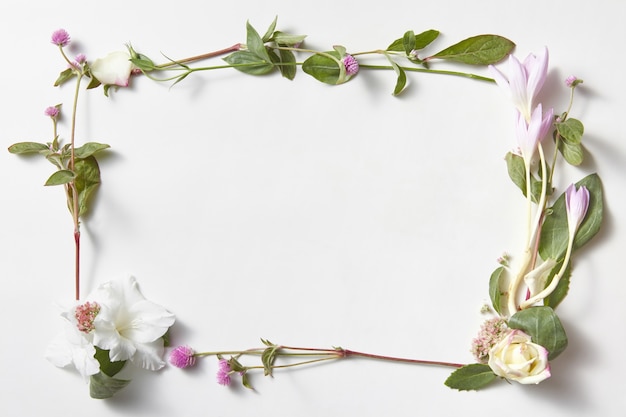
[565,183,590,238]
[514,103,554,163]
[489,47,549,121]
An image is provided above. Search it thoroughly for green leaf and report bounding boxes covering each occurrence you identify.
[74,142,110,159]
[45,169,75,186]
[54,68,76,87]
[539,173,604,260]
[8,142,50,154]
[273,31,307,47]
[543,261,571,309]
[508,306,568,360]
[402,30,416,55]
[241,371,253,389]
[94,347,126,377]
[489,266,505,315]
[261,16,278,43]
[246,20,273,63]
[429,35,515,65]
[261,344,281,376]
[558,140,584,166]
[386,29,439,52]
[504,152,545,203]
[383,53,407,95]
[274,49,297,80]
[444,364,497,391]
[223,50,275,75]
[302,51,342,85]
[69,156,102,217]
[556,118,584,145]
[89,372,131,399]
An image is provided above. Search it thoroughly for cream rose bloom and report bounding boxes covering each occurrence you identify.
[91,51,134,86]
[488,329,551,384]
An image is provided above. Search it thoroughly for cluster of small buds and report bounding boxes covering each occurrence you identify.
[471,317,508,363]
[51,29,71,47]
[216,359,232,386]
[169,345,197,369]
[496,252,509,266]
[74,301,100,333]
[343,54,359,76]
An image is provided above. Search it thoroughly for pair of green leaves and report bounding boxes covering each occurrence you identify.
[445,306,567,391]
[89,347,129,399]
[223,17,306,80]
[8,141,109,218]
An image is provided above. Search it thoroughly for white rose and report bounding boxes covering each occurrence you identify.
[488,329,551,384]
[91,51,134,87]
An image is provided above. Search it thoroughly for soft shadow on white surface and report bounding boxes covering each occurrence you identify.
[1,1,625,416]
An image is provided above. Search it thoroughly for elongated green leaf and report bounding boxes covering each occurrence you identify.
[302,51,342,85]
[246,20,273,63]
[504,152,545,203]
[403,30,416,55]
[508,306,568,360]
[8,142,50,154]
[273,31,307,47]
[489,266,505,315]
[45,169,75,186]
[383,53,407,95]
[261,344,281,376]
[75,156,102,217]
[89,372,131,399]
[74,142,110,159]
[444,364,497,391]
[273,49,297,80]
[54,68,75,87]
[223,51,275,75]
[261,16,278,42]
[543,261,571,309]
[539,173,603,260]
[430,35,515,65]
[387,29,439,52]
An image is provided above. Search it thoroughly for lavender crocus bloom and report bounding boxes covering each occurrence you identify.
[489,47,549,121]
[565,183,590,238]
[514,103,554,163]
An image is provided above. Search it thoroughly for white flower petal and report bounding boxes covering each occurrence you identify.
[45,321,100,379]
[91,51,133,87]
[131,339,167,371]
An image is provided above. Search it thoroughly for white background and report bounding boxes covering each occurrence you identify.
[1,1,624,416]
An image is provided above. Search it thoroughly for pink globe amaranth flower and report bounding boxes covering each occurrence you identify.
[51,29,71,47]
[565,183,590,238]
[343,54,359,76]
[489,47,549,121]
[216,359,232,386]
[514,103,554,163]
[169,345,196,369]
[44,106,60,118]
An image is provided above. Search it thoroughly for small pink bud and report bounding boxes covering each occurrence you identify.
[343,54,359,76]
[51,29,71,47]
[44,106,60,118]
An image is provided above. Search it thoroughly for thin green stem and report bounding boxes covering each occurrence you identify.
[359,64,494,82]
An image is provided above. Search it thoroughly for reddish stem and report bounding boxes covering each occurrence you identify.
[156,43,242,68]
[74,230,80,300]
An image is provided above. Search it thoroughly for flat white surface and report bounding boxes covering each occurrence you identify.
[1,1,624,416]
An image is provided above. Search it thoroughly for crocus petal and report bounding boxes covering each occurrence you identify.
[565,184,590,237]
[524,47,549,107]
[91,51,133,87]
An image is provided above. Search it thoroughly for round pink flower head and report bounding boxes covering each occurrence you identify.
[216,359,232,386]
[169,345,197,369]
[44,106,60,119]
[74,301,100,333]
[51,29,71,47]
[565,75,583,88]
[343,54,359,76]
